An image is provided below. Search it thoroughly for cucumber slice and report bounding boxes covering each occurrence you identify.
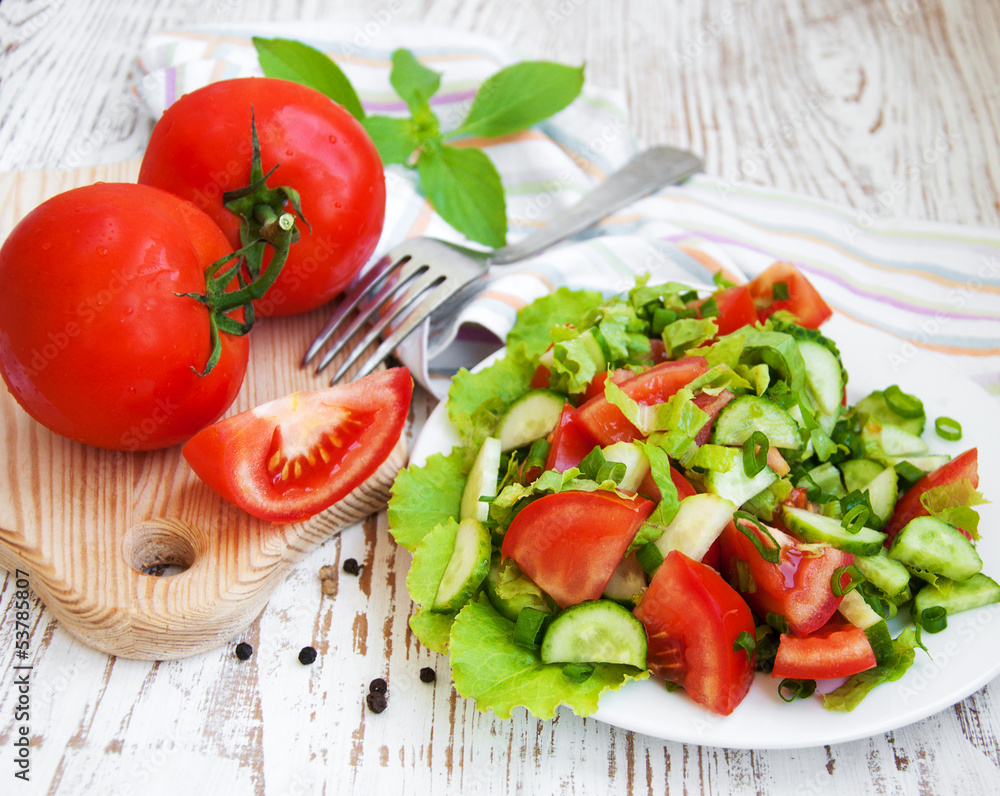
[602,551,647,606]
[861,419,928,465]
[712,395,803,450]
[495,389,566,453]
[913,573,1000,620]
[853,550,911,599]
[798,339,844,416]
[803,461,846,498]
[837,589,895,664]
[862,466,898,529]
[432,517,491,612]
[889,516,983,581]
[460,436,502,522]
[653,493,736,563]
[883,454,950,473]
[854,390,925,436]
[840,459,885,494]
[781,505,887,555]
[540,600,647,668]
[601,442,652,493]
[484,554,552,622]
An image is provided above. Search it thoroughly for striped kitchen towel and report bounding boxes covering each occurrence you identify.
[134,21,1000,400]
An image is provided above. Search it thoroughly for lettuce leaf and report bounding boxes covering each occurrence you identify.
[404,518,462,652]
[448,596,647,719]
[388,449,465,552]
[661,317,718,358]
[919,479,989,541]
[507,287,604,356]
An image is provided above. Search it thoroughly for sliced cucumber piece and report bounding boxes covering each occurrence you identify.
[803,461,846,498]
[460,436,502,523]
[840,459,885,494]
[913,573,1000,620]
[712,395,803,450]
[432,517,491,612]
[861,419,928,465]
[798,339,844,417]
[861,466,898,529]
[653,493,736,563]
[495,389,567,453]
[484,554,552,622]
[602,442,651,493]
[540,600,647,668]
[838,588,883,630]
[602,551,647,606]
[883,454,950,473]
[889,516,983,581]
[781,505,886,555]
[854,390,925,436]
[853,550,911,599]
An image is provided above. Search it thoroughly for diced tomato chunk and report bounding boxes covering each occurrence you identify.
[691,284,758,337]
[772,620,877,680]
[633,551,756,715]
[747,261,833,329]
[582,367,636,404]
[544,404,599,473]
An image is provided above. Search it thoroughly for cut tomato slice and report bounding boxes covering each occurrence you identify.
[575,357,710,445]
[884,448,979,545]
[544,404,599,473]
[501,489,655,608]
[582,367,636,403]
[692,284,758,337]
[747,261,833,329]
[182,368,412,522]
[719,517,852,636]
[772,619,877,680]
[633,551,756,715]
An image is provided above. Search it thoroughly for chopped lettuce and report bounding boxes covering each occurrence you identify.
[388,449,465,552]
[920,479,989,541]
[406,519,463,652]
[507,287,604,356]
[448,596,647,719]
[661,317,718,358]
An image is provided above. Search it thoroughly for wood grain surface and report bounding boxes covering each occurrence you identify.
[1,1,999,794]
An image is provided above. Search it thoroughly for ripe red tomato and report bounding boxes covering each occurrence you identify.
[771,619,877,680]
[0,183,248,451]
[138,77,386,317]
[747,261,832,329]
[691,284,758,336]
[574,357,710,445]
[719,518,852,636]
[500,489,655,608]
[884,448,979,544]
[182,368,413,522]
[633,551,756,715]
[544,404,598,473]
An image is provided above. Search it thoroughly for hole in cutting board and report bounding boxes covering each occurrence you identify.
[122,518,203,578]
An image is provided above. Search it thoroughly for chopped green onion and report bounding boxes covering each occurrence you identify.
[733,630,756,658]
[919,606,948,634]
[935,416,962,441]
[733,511,781,564]
[778,678,816,702]
[771,281,790,302]
[712,271,737,289]
[883,385,925,420]
[765,612,790,634]
[636,542,665,576]
[562,663,595,682]
[831,564,863,597]
[858,582,890,619]
[841,504,870,534]
[699,297,720,319]
[680,290,699,304]
[596,460,627,484]
[742,431,770,478]
[512,608,549,650]
[524,438,551,472]
[894,460,926,485]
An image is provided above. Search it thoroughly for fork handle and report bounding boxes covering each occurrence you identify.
[485,146,703,265]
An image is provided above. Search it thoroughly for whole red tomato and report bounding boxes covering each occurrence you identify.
[0,183,249,451]
[138,77,386,317]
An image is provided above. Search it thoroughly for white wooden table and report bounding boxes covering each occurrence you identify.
[2,1,999,794]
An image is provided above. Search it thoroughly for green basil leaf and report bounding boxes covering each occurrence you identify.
[449,61,584,139]
[252,37,365,121]
[361,115,420,165]
[416,142,507,248]
[390,48,442,116]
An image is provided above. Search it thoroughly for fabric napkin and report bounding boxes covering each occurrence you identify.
[134,21,1000,401]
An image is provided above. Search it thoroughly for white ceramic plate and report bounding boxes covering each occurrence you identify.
[408,313,1000,748]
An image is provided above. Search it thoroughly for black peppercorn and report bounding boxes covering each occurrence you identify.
[369,677,387,694]
[298,646,318,665]
[366,692,387,713]
[343,558,361,575]
[419,667,436,683]
[234,642,253,661]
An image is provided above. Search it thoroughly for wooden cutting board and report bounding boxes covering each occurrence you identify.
[0,161,408,660]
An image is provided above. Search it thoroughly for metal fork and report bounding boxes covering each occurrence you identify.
[303,146,703,384]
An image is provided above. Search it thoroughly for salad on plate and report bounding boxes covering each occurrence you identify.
[387,262,997,721]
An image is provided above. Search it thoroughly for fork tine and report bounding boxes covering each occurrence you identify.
[329,274,458,385]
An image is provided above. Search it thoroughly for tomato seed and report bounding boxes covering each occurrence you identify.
[298,646,318,665]
[234,642,253,661]
[419,667,436,684]
[366,692,387,714]
[343,558,361,575]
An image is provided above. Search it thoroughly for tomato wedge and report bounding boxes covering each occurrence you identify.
[747,261,833,329]
[719,518,852,636]
[182,368,412,522]
[692,284,758,337]
[884,448,979,544]
[544,405,599,473]
[575,357,710,445]
[501,490,655,608]
[633,551,756,715]
[772,620,877,680]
